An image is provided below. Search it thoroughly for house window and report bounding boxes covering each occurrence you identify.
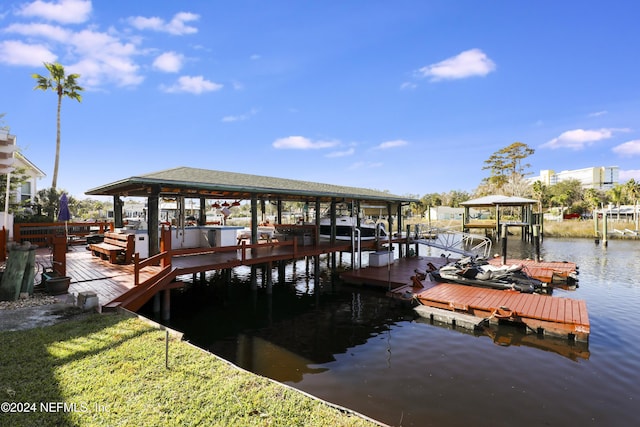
[20,181,32,202]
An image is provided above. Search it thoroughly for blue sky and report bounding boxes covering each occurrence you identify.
[1,0,639,199]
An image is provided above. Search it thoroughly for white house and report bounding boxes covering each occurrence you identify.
[425,206,481,220]
[1,129,46,236]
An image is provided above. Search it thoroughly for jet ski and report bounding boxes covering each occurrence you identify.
[429,256,545,293]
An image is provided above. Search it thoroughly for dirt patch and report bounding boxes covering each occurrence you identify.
[0,297,92,332]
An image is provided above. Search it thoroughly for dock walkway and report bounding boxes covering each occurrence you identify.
[34,240,354,311]
[341,256,589,342]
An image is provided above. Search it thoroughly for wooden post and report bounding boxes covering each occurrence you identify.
[266,262,273,295]
[602,213,608,247]
[405,225,411,258]
[313,255,320,294]
[162,289,171,320]
[250,265,257,291]
[52,234,67,276]
[501,224,508,265]
[114,196,124,229]
[0,226,6,261]
[396,203,403,258]
[594,211,600,245]
[153,293,161,315]
[148,191,160,257]
[533,225,541,262]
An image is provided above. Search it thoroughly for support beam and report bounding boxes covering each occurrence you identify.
[148,190,160,257]
[113,196,124,229]
[162,289,171,320]
[251,195,258,245]
[199,197,206,226]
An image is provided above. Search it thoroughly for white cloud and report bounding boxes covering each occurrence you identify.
[221,108,258,122]
[619,170,640,182]
[162,75,223,94]
[129,12,199,35]
[0,40,56,66]
[153,51,184,73]
[348,161,383,170]
[613,139,640,156]
[67,29,143,87]
[17,0,92,24]
[5,22,71,42]
[400,81,417,90]
[418,48,496,82]
[326,148,355,158]
[272,136,339,150]
[589,110,608,117]
[375,139,408,150]
[541,128,630,150]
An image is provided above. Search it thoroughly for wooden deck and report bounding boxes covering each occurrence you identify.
[35,246,162,307]
[409,283,589,341]
[35,240,355,312]
[341,256,589,342]
[34,244,589,341]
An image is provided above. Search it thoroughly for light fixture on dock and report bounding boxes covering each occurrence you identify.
[222,201,230,207]
[231,200,241,207]
[212,201,221,209]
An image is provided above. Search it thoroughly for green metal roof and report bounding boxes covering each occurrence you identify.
[85,166,416,204]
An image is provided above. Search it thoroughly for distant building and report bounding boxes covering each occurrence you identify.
[425,206,480,220]
[529,166,619,190]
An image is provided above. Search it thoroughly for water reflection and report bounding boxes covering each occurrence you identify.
[156,238,640,427]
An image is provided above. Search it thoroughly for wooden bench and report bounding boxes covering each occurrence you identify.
[88,232,135,264]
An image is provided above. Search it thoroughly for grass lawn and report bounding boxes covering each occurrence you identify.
[0,313,381,426]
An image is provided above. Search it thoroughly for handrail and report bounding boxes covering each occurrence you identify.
[14,221,114,246]
[134,251,171,286]
[413,224,493,258]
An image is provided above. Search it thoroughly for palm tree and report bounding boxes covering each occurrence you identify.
[624,179,640,225]
[607,184,625,221]
[32,62,83,189]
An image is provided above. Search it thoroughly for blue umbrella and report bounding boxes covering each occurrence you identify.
[58,193,71,222]
[58,192,71,241]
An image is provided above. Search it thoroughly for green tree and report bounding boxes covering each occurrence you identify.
[0,167,31,213]
[548,179,583,219]
[36,187,68,220]
[440,190,471,207]
[481,142,535,192]
[71,198,106,220]
[624,179,640,224]
[531,180,547,214]
[584,188,604,212]
[32,62,84,189]
[607,184,625,221]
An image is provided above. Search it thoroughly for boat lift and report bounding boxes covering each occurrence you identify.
[412,225,493,259]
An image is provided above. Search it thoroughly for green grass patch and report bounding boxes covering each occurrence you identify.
[0,313,380,426]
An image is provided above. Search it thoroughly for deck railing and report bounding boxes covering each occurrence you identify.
[13,221,114,247]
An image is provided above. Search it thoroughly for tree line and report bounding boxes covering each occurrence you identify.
[409,142,640,219]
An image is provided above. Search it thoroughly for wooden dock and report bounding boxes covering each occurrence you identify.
[407,282,589,341]
[35,239,354,313]
[35,243,589,342]
[341,256,589,342]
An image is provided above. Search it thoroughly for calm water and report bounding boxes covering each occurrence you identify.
[157,238,640,426]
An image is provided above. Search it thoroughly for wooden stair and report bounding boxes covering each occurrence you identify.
[102,265,179,312]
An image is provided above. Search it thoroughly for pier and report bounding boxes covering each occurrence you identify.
[341,255,589,342]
